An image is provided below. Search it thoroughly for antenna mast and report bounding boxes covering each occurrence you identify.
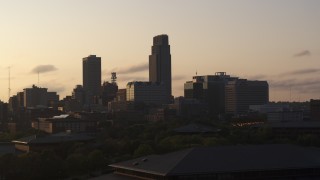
[8,66,11,100]
[38,71,40,86]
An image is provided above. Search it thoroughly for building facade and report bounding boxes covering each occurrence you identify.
[24,85,48,108]
[72,85,85,105]
[83,55,101,104]
[126,81,166,105]
[149,34,172,103]
[310,99,320,121]
[184,72,237,115]
[225,79,269,115]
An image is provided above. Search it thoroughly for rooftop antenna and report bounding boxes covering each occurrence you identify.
[111,72,117,84]
[8,66,11,101]
[196,69,198,76]
[289,86,292,102]
[38,71,40,86]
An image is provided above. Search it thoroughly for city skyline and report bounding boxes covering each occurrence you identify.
[1,0,320,102]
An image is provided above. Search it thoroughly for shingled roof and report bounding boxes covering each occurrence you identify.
[110,144,320,176]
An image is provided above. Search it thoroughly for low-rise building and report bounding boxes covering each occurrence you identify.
[32,114,98,134]
[108,145,320,179]
[12,132,94,152]
[126,81,166,105]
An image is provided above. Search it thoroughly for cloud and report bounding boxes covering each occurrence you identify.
[280,68,320,76]
[117,63,148,74]
[270,78,320,94]
[31,65,58,74]
[246,74,268,80]
[293,50,311,57]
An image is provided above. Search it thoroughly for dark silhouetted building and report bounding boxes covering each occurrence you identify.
[184,72,237,115]
[23,85,59,109]
[310,99,320,121]
[225,79,269,115]
[83,55,101,104]
[127,81,166,105]
[108,89,127,112]
[101,81,118,105]
[149,34,172,103]
[0,101,8,129]
[24,85,48,108]
[72,85,85,105]
[184,73,268,116]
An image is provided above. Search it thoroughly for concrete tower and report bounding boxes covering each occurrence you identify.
[149,34,172,103]
[83,55,101,104]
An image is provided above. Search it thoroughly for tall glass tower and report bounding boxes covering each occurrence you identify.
[149,34,172,103]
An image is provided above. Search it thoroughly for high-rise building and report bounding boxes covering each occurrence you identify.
[24,85,48,108]
[184,72,269,116]
[184,72,237,115]
[225,79,269,115]
[83,55,101,104]
[149,34,172,103]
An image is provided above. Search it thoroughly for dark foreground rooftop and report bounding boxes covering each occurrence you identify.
[110,144,320,179]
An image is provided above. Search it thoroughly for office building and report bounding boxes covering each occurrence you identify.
[24,85,48,108]
[126,81,166,105]
[225,79,269,115]
[83,55,101,104]
[184,72,237,115]
[72,85,85,105]
[149,34,172,103]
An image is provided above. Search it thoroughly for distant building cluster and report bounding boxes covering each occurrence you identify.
[1,34,320,136]
[183,72,269,116]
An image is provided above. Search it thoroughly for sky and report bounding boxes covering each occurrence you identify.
[0,0,320,102]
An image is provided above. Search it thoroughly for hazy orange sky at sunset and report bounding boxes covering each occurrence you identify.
[1,0,320,102]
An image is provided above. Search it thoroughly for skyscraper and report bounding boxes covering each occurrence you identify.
[149,34,172,103]
[83,55,101,104]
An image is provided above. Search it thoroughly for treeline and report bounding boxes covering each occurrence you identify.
[1,118,320,179]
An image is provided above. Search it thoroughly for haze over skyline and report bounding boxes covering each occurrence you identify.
[1,0,320,102]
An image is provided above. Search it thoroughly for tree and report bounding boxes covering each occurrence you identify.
[87,150,105,171]
[134,144,154,157]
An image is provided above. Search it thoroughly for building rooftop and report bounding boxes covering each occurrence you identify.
[251,122,320,128]
[12,132,94,145]
[110,144,320,176]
